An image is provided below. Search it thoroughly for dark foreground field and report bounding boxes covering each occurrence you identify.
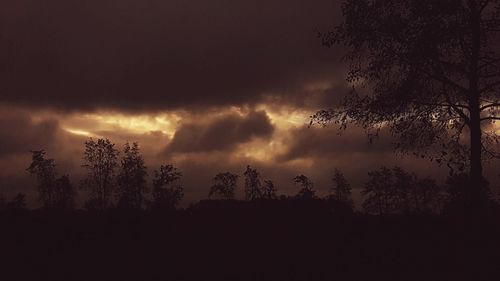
[2,200,500,281]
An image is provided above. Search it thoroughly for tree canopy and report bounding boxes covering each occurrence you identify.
[313,0,500,208]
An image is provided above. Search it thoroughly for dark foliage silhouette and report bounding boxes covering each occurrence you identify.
[81,138,119,210]
[243,165,262,200]
[362,166,445,214]
[262,179,278,200]
[329,169,353,207]
[293,174,316,199]
[6,192,27,210]
[151,164,183,210]
[209,172,239,200]
[444,172,492,214]
[116,142,148,210]
[27,150,75,210]
[313,0,500,209]
[53,175,76,210]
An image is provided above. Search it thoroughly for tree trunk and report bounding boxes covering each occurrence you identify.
[468,100,483,209]
[468,1,484,210]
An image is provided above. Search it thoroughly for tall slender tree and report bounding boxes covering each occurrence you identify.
[243,165,262,200]
[27,150,75,210]
[81,138,118,210]
[27,150,57,207]
[330,169,353,206]
[262,179,278,200]
[116,142,148,210]
[313,0,500,209]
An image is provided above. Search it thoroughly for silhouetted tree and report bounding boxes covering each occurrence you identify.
[313,0,500,209]
[443,172,490,213]
[363,166,444,214]
[362,167,393,215]
[209,172,238,200]
[243,165,262,200]
[27,150,57,208]
[7,193,27,210]
[293,175,316,199]
[410,178,445,214]
[330,169,353,206]
[116,142,148,210]
[27,150,76,210]
[262,179,278,200]
[81,138,118,210]
[151,164,183,210]
[53,175,76,210]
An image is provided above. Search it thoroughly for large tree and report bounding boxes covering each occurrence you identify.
[313,0,500,208]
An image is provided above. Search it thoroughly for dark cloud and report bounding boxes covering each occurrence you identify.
[0,115,59,157]
[278,126,395,162]
[166,110,274,153]
[0,0,343,112]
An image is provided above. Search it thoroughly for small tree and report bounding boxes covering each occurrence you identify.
[27,150,76,210]
[363,166,444,215]
[151,164,183,210]
[293,175,316,199]
[209,172,238,200]
[411,178,445,214]
[116,142,148,210]
[330,169,353,206]
[362,167,395,215]
[7,193,27,210]
[81,138,118,210]
[243,165,262,200]
[53,175,76,210]
[262,180,278,200]
[27,150,57,208]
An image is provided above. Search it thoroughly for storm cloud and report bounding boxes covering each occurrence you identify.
[166,110,274,153]
[0,0,343,112]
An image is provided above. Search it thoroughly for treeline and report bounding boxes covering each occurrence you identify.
[0,137,494,214]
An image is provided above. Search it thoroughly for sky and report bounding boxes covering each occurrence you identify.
[0,0,498,207]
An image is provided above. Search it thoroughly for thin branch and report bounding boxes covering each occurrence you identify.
[480,102,500,111]
[480,116,500,121]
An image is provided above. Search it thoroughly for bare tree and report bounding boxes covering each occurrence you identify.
[116,142,148,210]
[313,0,500,209]
[81,138,118,210]
[151,164,183,210]
[209,172,238,200]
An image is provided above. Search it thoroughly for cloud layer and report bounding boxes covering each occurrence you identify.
[0,0,343,112]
